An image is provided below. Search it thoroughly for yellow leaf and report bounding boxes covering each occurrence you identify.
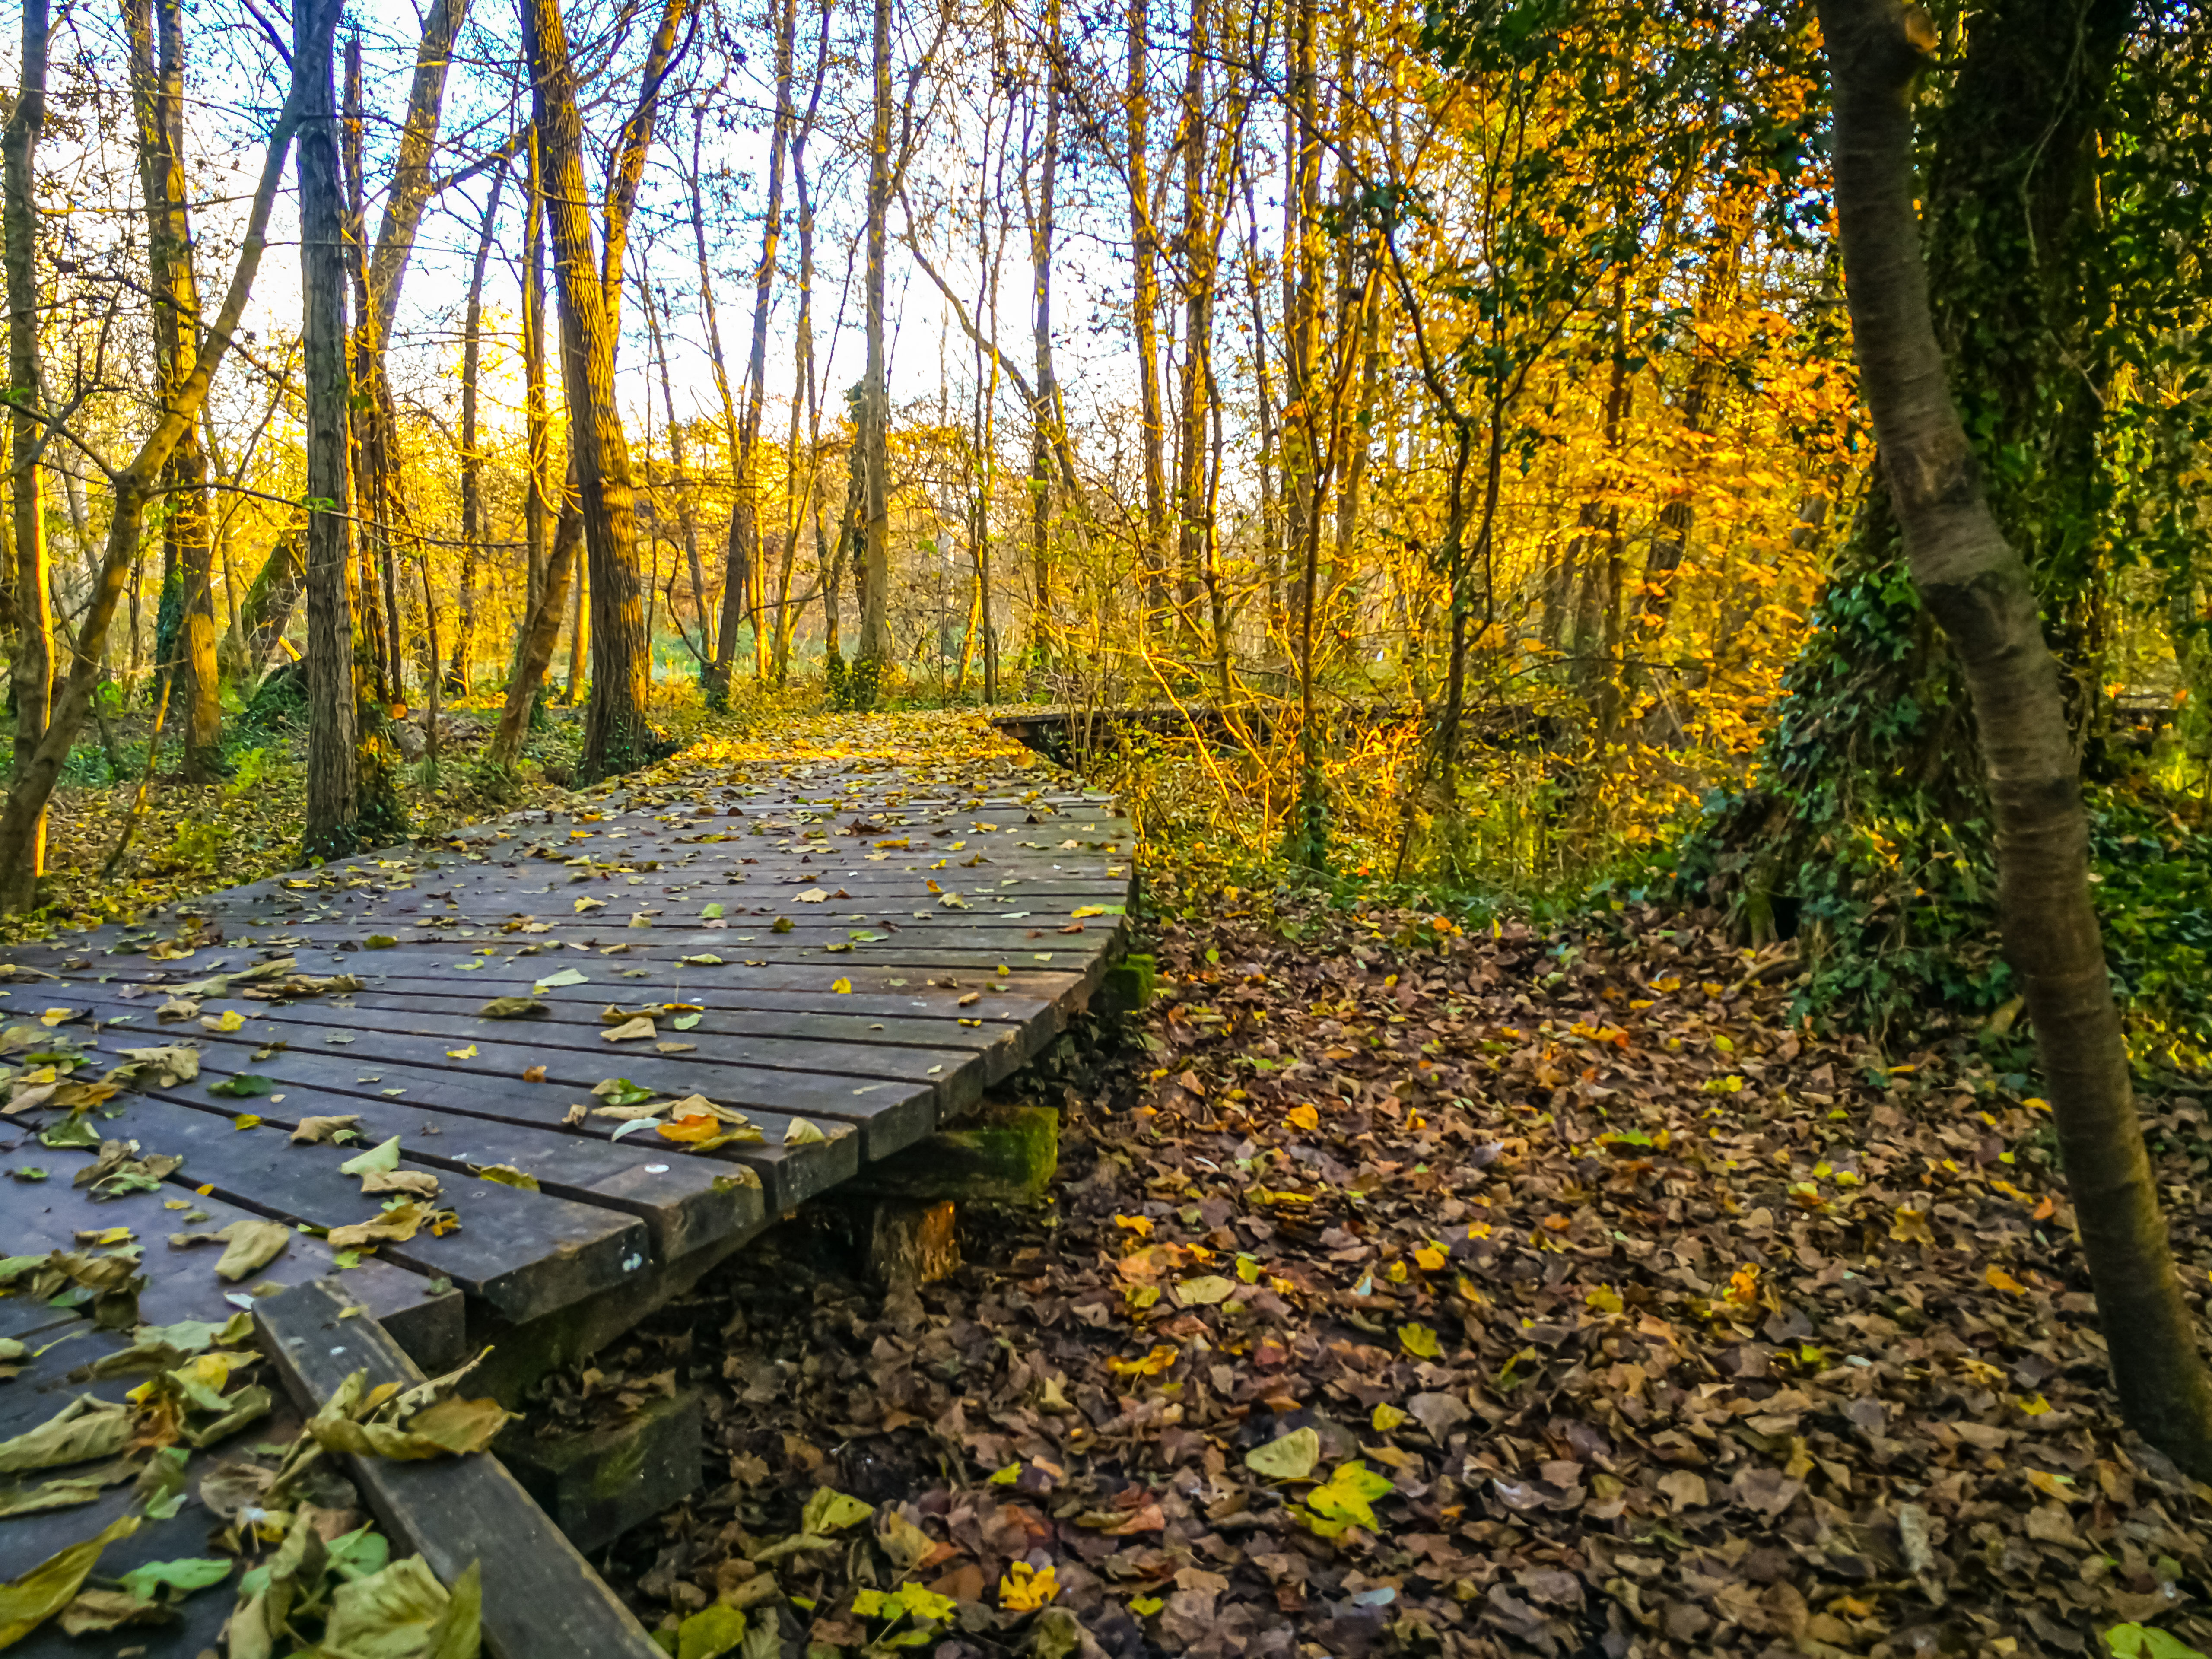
[446,1044,477,1060]
[1285,1104,1319,1131]
[1413,1246,1447,1272]
[1071,906,1107,919]
[1890,1207,1937,1246]
[574,896,606,912]
[831,978,852,994]
[998,1562,1058,1611]
[1397,1323,1440,1359]
[1371,1403,1408,1431]
[1113,1214,1153,1239]
[1723,1265,1760,1308]
[200,1009,245,1033]
[1586,1284,1623,1315]
[1986,1264,2026,1295]
[1106,1344,1180,1378]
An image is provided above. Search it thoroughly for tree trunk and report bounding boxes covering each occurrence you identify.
[710,0,795,697]
[0,18,314,909]
[240,531,307,677]
[1818,0,2212,1478]
[688,110,740,699]
[1172,0,1211,645]
[450,159,508,694]
[126,0,220,782]
[522,124,550,625]
[1022,0,1063,676]
[489,485,580,770]
[300,0,359,857]
[522,0,676,780]
[1127,0,1167,628]
[4,0,52,882]
[856,0,895,680]
[642,274,708,671]
[776,6,830,686]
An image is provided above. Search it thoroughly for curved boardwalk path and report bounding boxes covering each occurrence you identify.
[0,719,1131,1653]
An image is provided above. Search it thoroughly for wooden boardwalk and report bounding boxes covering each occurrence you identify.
[0,743,1131,1650]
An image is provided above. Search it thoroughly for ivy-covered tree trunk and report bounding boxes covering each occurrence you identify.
[1819,0,2212,1478]
[1700,0,2143,1018]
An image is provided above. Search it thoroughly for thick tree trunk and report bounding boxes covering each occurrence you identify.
[523,0,668,780]
[1819,0,2212,1477]
[4,0,52,883]
[0,31,310,909]
[300,0,358,858]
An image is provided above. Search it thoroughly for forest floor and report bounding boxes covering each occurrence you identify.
[577,862,2212,1659]
[14,702,2210,1659]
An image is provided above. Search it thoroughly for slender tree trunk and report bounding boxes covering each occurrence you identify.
[775,6,830,686]
[688,112,741,695]
[523,0,679,778]
[1023,0,1064,676]
[448,160,506,695]
[855,0,894,680]
[712,0,796,696]
[522,125,550,625]
[239,531,306,676]
[126,0,220,782]
[1819,0,2212,1477]
[642,276,708,671]
[489,491,579,769]
[301,0,358,855]
[0,20,313,907]
[1128,0,1167,626]
[4,0,52,882]
[1172,0,1210,642]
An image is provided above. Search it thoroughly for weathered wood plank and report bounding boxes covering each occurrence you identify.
[255,1278,663,1659]
[0,1168,462,1367]
[35,1099,651,1325]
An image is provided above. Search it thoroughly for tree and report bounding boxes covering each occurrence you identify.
[521,0,688,781]
[299,0,359,858]
[124,0,220,783]
[0,12,321,909]
[855,0,897,694]
[705,0,798,706]
[1816,0,2212,1478]
[3,0,52,877]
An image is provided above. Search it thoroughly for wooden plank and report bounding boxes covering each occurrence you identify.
[129,1082,765,1264]
[33,1100,651,1326]
[0,1320,307,1659]
[39,979,915,1160]
[0,1167,462,1368]
[255,1278,663,1659]
[79,1026,851,1216]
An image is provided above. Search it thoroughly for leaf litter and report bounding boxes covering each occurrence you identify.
[553,888,2212,1659]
